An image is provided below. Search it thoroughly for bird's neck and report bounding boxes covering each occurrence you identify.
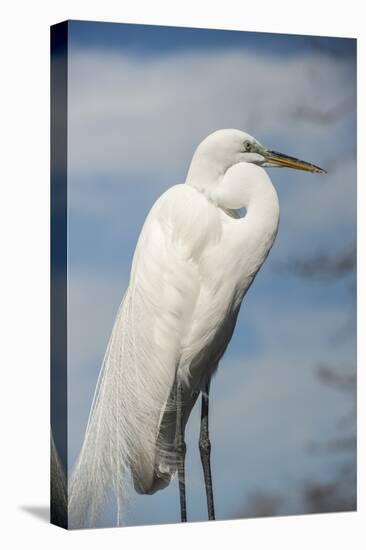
[240,176,280,238]
[239,183,280,269]
[185,154,228,195]
[228,166,280,293]
[187,162,280,273]
[187,162,279,230]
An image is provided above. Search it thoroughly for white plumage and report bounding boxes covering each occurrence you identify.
[69,129,324,528]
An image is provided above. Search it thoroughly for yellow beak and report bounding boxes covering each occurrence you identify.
[266,150,326,174]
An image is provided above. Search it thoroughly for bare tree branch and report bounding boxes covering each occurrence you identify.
[277,243,356,282]
[290,96,354,125]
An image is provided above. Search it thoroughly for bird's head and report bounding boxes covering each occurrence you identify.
[188,129,326,179]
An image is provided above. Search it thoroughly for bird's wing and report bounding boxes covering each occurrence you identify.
[69,184,221,526]
[127,184,222,491]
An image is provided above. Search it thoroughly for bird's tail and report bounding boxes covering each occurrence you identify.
[68,287,173,528]
[68,294,131,528]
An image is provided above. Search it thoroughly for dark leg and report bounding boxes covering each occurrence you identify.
[199,380,215,520]
[175,379,187,522]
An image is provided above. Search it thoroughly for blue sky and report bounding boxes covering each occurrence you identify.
[69,19,356,57]
[65,20,356,527]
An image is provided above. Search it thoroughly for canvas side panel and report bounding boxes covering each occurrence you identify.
[50,20,68,529]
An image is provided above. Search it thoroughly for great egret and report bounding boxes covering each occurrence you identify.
[69,129,325,528]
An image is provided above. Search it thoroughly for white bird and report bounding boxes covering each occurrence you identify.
[69,129,325,528]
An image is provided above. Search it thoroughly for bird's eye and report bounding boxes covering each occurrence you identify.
[244,141,252,152]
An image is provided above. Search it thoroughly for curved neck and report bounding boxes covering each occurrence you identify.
[187,162,280,259]
[186,161,280,302]
[238,169,280,236]
[188,161,279,224]
[185,147,234,195]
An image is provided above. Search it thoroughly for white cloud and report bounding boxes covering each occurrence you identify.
[68,48,355,179]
